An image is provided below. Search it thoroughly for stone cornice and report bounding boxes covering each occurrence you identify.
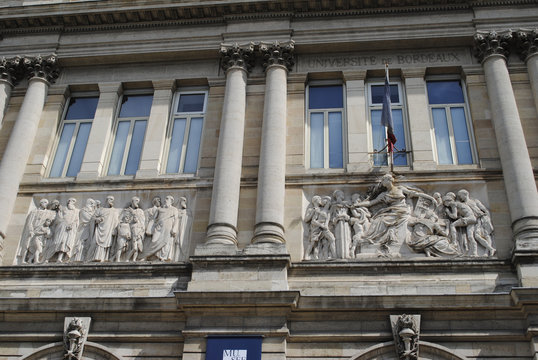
[0,0,536,35]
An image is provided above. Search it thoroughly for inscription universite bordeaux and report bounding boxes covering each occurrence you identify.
[300,50,469,70]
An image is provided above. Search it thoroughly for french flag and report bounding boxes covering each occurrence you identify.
[381,65,396,153]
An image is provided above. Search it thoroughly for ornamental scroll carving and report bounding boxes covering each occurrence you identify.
[259,40,295,71]
[63,317,91,360]
[15,195,191,265]
[473,30,512,63]
[390,314,420,360]
[516,28,538,61]
[220,42,256,73]
[303,174,496,260]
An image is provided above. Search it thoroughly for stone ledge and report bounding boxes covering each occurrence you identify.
[176,290,300,309]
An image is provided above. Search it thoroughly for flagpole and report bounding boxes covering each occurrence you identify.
[385,63,394,174]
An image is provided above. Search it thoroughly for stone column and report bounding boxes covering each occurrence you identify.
[0,55,59,239]
[77,82,122,180]
[402,68,437,170]
[0,56,22,128]
[203,43,254,249]
[474,31,538,259]
[516,29,538,117]
[250,41,294,246]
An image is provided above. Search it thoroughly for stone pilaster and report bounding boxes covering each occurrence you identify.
[0,56,23,127]
[516,29,538,118]
[201,43,254,252]
[0,54,59,254]
[251,41,294,249]
[474,31,538,277]
[344,70,370,172]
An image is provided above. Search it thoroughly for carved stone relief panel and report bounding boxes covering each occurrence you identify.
[303,174,496,261]
[14,192,193,265]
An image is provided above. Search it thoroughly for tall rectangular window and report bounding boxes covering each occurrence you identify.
[427,80,474,165]
[107,94,153,176]
[165,91,207,174]
[49,97,99,177]
[307,84,344,169]
[368,82,408,166]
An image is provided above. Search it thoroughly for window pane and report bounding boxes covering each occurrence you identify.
[371,110,387,166]
[432,108,454,165]
[119,95,153,118]
[310,113,324,168]
[328,112,343,168]
[66,122,91,177]
[184,117,203,173]
[50,123,76,177]
[108,121,130,175]
[309,86,343,109]
[451,107,473,164]
[65,97,99,120]
[371,85,399,104]
[427,81,465,104]
[124,120,147,175]
[166,118,187,173]
[178,94,205,113]
[392,109,407,166]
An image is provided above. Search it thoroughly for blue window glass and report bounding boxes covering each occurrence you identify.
[183,117,203,173]
[371,109,407,166]
[432,108,453,165]
[50,123,76,177]
[427,81,464,104]
[124,120,147,175]
[328,112,343,168]
[371,110,387,166]
[119,95,153,118]
[451,107,473,164]
[309,85,343,109]
[392,109,407,166]
[371,84,399,104]
[178,94,205,113]
[310,112,324,168]
[66,122,92,177]
[65,97,99,120]
[166,118,187,173]
[108,121,130,176]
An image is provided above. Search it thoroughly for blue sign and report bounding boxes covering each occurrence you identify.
[206,336,262,360]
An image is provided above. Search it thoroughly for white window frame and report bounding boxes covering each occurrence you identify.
[305,81,347,170]
[48,93,99,178]
[426,77,477,165]
[106,91,153,176]
[366,80,410,167]
[164,90,208,174]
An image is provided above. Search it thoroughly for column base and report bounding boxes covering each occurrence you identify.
[511,217,538,287]
[197,223,238,255]
[252,222,285,245]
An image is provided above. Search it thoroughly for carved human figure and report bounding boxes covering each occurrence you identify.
[88,195,119,262]
[172,197,189,262]
[140,195,179,261]
[126,196,145,262]
[26,218,53,264]
[406,211,459,257]
[357,174,435,255]
[144,196,161,236]
[330,190,352,259]
[112,211,132,262]
[44,198,80,263]
[457,189,496,256]
[349,193,371,258]
[17,198,52,264]
[443,192,478,256]
[304,196,336,260]
[72,198,96,262]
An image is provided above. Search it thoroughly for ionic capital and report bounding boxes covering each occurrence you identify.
[516,28,538,62]
[23,54,60,84]
[220,42,255,74]
[473,30,512,64]
[259,40,295,72]
[0,56,23,86]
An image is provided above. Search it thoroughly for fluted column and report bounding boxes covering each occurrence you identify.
[0,55,60,240]
[516,29,538,117]
[205,43,254,247]
[251,41,294,245]
[0,56,23,128]
[474,31,538,256]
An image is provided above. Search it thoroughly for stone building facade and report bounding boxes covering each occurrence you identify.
[0,0,537,359]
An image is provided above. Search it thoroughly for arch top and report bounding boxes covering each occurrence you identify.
[21,341,123,360]
[349,340,468,360]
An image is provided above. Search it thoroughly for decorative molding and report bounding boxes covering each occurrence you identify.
[0,56,24,86]
[23,54,60,83]
[390,314,421,360]
[473,30,513,63]
[516,28,538,62]
[259,40,295,72]
[63,317,91,360]
[219,42,255,73]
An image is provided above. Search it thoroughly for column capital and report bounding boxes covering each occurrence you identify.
[259,40,295,72]
[0,56,24,87]
[516,28,538,62]
[473,30,513,64]
[220,42,255,74]
[23,54,60,84]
